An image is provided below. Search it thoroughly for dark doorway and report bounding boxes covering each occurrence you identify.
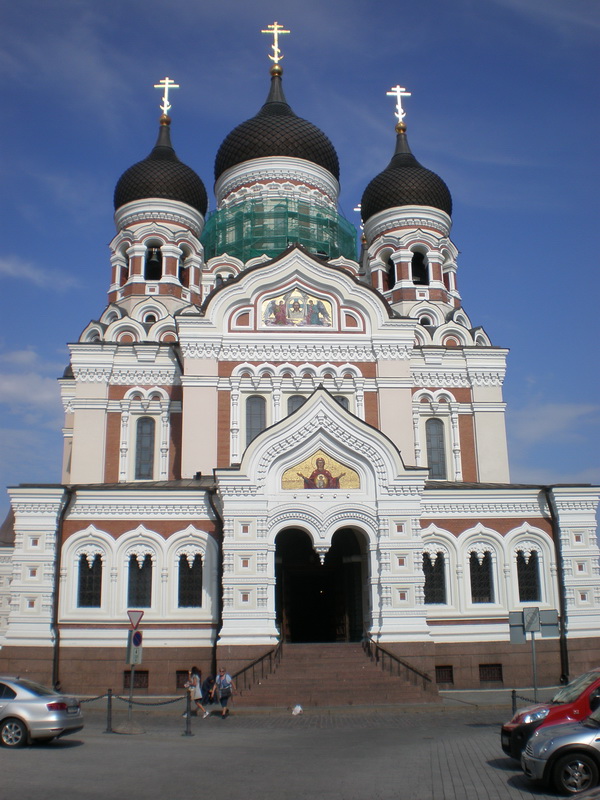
[275,528,365,643]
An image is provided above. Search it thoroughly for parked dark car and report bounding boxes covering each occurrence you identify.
[0,676,83,747]
[501,668,600,759]
[521,709,600,795]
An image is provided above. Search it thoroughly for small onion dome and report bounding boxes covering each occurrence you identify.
[114,115,208,215]
[361,123,452,222]
[215,65,339,181]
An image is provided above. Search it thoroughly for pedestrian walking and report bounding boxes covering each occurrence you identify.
[184,666,210,718]
[212,667,235,718]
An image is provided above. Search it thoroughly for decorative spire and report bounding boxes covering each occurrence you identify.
[261,21,290,74]
[154,76,180,118]
[386,84,412,132]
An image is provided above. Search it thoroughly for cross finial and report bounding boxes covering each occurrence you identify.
[261,21,290,64]
[386,85,412,124]
[154,77,180,116]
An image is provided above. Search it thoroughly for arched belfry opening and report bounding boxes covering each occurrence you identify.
[275,527,367,643]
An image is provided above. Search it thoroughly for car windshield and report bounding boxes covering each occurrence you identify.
[584,707,600,728]
[16,679,59,697]
[552,671,599,704]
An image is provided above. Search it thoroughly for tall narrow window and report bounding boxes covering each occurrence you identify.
[135,417,155,480]
[128,554,152,607]
[423,551,446,604]
[470,551,494,603]
[386,257,395,290]
[426,418,447,479]
[411,251,429,285]
[517,550,541,602]
[287,395,306,415]
[246,396,266,446]
[77,554,102,607]
[178,554,203,607]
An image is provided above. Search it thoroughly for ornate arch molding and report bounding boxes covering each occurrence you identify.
[467,541,496,565]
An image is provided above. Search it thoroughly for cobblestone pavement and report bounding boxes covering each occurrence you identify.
[1,704,571,800]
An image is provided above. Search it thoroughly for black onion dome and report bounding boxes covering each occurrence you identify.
[114,118,208,215]
[215,69,339,181]
[361,127,452,221]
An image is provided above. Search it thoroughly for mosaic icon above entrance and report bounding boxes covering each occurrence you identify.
[282,451,359,490]
[262,288,332,327]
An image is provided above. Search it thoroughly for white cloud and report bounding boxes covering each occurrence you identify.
[508,402,599,446]
[0,256,80,291]
[0,372,62,416]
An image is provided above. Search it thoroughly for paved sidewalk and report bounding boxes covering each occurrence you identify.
[1,703,570,800]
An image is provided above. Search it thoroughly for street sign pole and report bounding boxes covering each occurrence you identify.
[126,611,144,722]
[531,630,537,702]
[523,607,540,701]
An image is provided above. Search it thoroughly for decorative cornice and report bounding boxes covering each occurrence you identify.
[110,369,178,386]
[68,502,212,519]
[421,501,542,516]
[364,206,451,244]
[215,157,339,207]
[114,198,204,237]
[182,341,378,362]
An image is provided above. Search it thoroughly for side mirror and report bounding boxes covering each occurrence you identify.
[589,691,600,712]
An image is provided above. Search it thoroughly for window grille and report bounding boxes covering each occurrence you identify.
[135,417,155,480]
[123,670,149,689]
[479,663,503,683]
[435,665,454,684]
[176,670,189,690]
[517,550,541,602]
[287,395,306,415]
[77,554,102,607]
[246,396,266,446]
[470,551,494,603]
[425,418,447,479]
[128,554,152,608]
[423,552,447,604]
[178,554,203,607]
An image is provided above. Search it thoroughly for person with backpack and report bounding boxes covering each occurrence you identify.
[211,666,235,718]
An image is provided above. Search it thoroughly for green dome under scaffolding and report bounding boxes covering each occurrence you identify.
[201,197,357,263]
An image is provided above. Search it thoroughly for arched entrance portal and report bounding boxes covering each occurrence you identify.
[275,528,367,643]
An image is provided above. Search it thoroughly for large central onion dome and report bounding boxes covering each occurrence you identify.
[114,116,208,215]
[361,122,452,222]
[214,65,339,181]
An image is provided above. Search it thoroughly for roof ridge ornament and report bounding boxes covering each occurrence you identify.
[154,76,180,118]
[261,21,290,66]
[386,84,412,132]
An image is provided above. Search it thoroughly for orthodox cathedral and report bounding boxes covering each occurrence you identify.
[1,26,599,696]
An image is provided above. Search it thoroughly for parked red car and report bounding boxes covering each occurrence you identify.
[501,668,600,759]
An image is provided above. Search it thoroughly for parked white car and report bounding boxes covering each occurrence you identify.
[0,676,83,747]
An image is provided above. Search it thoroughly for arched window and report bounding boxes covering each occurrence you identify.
[334,395,349,410]
[517,550,541,602]
[246,395,266,446]
[423,551,446,604]
[135,417,155,480]
[470,551,494,603]
[144,247,162,280]
[178,554,203,607]
[386,257,395,290]
[128,554,152,607]
[77,554,102,607]
[287,395,306,415]
[411,252,429,285]
[426,418,447,479]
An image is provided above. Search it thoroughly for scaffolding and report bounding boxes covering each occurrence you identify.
[202,197,357,263]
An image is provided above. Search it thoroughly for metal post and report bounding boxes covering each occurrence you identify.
[105,688,113,733]
[531,630,538,702]
[183,688,193,737]
[511,689,517,716]
[128,664,135,722]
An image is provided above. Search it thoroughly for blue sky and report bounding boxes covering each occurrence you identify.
[0,0,598,521]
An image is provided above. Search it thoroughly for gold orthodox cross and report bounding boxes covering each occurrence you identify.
[154,77,180,116]
[261,21,290,64]
[387,85,412,124]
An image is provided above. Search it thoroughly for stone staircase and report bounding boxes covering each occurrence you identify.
[231,643,440,708]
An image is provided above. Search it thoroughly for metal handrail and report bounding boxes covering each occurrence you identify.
[362,636,433,691]
[232,641,283,694]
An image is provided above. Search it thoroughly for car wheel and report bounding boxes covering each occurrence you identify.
[0,718,28,748]
[551,752,600,795]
